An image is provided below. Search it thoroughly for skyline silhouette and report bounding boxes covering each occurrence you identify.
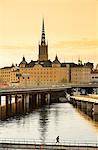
[0,0,98,67]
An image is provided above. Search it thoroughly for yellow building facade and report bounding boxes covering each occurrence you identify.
[71,66,91,84]
[0,20,94,87]
[19,63,68,87]
[0,20,69,87]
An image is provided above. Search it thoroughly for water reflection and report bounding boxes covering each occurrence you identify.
[76,108,98,132]
[0,102,97,143]
[39,106,49,143]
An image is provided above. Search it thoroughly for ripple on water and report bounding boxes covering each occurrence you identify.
[0,103,97,143]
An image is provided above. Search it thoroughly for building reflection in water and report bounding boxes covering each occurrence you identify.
[0,92,52,121]
[39,105,49,143]
[0,102,97,143]
[0,94,98,123]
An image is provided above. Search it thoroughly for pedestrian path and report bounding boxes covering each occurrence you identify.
[0,143,98,150]
[0,138,98,150]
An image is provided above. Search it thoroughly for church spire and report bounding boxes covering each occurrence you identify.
[39,18,48,61]
[41,18,46,45]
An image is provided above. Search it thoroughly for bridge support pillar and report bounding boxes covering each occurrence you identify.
[31,94,36,105]
[36,94,41,105]
[9,95,12,112]
[9,95,12,116]
[19,95,23,113]
[28,94,31,110]
[93,103,98,114]
[86,102,93,117]
[22,94,26,113]
[6,95,11,100]
[5,95,8,118]
[15,95,18,113]
[6,95,11,117]
[47,93,50,101]
[96,88,98,94]
[45,93,50,104]
[41,93,46,104]
[16,95,22,114]
[77,101,81,109]
[26,94,29,112]
[11,95,16,116]
[72,99,77,107]
[0,96,1,119]
[0,96,6,120]
[36,94,38,105]
[93,103,98,121]
[81,101,87,113]
[0,95,1,105]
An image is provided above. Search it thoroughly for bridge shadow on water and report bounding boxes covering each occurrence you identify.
[0,93,60,121]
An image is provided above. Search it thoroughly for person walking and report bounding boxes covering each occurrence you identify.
[56,136,59,143]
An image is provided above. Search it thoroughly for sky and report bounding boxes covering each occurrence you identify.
[0,0,98,67]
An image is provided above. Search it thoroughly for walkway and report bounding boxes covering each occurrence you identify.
[0,139,98,150]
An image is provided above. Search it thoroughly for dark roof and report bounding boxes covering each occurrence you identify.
[52,55,61,64]
[84,62,93,68]
[40,60,52,67]
[61,63,66,67]
[19,57,27,65]
[27,60,37,67]
[61,62,76,67]
[27,60,52,67]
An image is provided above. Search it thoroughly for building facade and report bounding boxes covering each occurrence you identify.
[71,66,91,84]
[0,20,95,87]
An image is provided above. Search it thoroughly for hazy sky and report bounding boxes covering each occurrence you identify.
[0,0,98,67]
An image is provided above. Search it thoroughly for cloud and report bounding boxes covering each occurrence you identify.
[50,40,98,49]
[0,44,35,50]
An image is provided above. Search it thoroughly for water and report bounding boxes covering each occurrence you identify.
[0,103,98,144]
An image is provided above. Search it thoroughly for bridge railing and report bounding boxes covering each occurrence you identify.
[0,138,98,147]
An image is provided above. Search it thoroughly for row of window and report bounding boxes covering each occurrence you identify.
[1,75,10,77]
[21,76,57,79]
[1,72,10,73]
[21,79,57,82]
[92,76,98,79]
[20,68,61,71]
[20,72,61,75]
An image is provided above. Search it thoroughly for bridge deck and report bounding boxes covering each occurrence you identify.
[0,86,69,95]
[0,139,98,150]
[0,143,98,150]
[71,95,98,103]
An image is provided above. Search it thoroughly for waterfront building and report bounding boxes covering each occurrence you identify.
[0,20,95,87]
[71,65,91,84]
[91,64,98,83]
[70,60,93,84]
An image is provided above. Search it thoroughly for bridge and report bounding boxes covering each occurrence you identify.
[0,85,71,120]
[0,83,98,95]
[0,84,98,120]
[0,138,98,150]
[71,83,98,88]
[0,86,70,95]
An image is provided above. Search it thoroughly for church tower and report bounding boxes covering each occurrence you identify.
[38,19,48,61]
